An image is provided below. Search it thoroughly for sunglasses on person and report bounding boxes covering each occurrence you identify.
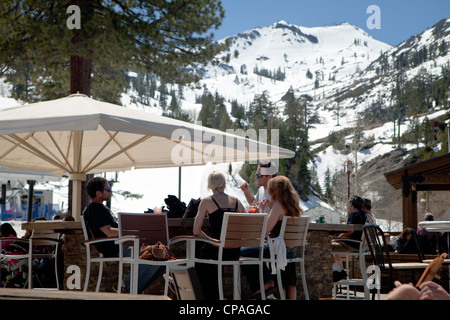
[255,173,269,178]
[103,187,112,192]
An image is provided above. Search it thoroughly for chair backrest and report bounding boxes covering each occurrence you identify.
[118,213,169,246]
[279,216,310,249]
[30,229,61,246]
[220,213,267,249]
[80,214,92,242]
[363,224,392,271]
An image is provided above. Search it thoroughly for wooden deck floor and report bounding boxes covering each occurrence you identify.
[0,288,170,300]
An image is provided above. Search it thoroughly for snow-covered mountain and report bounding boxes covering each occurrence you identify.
[182,20,391,109]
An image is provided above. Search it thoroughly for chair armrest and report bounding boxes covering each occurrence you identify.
[0,237,30,244]
[332,238,362,245]
[114,236,139,245]
[192,237,221,247]
[169,235,198,245]
[169,235,220,247]
[30,237,63,244]
[0,238,31,253]
[332,238,368,254]
[84,237,118,245]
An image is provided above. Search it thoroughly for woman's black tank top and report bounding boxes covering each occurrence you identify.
[208,196,239,240]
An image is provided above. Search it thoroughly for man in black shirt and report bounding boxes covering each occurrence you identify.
[83,177,163,293]
[83,183,119,257]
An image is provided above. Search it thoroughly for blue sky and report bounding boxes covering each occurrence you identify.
[213,0,450,46]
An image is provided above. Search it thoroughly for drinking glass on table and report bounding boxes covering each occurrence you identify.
[248,204,258,213]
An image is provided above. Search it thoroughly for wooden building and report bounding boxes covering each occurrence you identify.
[384,153,450,229]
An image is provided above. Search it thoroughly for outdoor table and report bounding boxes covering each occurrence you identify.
[22,220,81,232]
[418,221,450,291]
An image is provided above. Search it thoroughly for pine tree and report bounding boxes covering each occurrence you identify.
[296,149,311,198]
[324,167,334,205]
[249,91,277,131]
[214,92,232,131]
[0,0,228,102]
[198,89,216,128]
[230,99,246,129]
[282,87,303,153]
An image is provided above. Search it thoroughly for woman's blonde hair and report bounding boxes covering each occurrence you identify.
[267,176,302,217]
[208,171,226,193]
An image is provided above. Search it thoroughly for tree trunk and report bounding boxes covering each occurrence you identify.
[70,53,92,95]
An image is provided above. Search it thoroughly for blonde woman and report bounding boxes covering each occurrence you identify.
[193,171,245,299]
[241,176,302,299]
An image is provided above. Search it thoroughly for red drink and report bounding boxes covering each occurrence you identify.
[248,207,258,213]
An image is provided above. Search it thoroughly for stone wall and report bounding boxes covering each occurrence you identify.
[302,230,334,299]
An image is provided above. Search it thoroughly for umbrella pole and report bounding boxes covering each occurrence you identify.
[26,180,35,222]
[178,167,181,200]
[69,174,86,221]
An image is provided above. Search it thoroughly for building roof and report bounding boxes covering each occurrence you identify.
[384,153,450,191]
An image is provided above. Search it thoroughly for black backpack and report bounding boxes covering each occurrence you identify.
[164,195,187,218]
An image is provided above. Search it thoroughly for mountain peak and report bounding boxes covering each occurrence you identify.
[272,19,290,26]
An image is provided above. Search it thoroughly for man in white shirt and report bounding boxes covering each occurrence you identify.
[240,160,278,213]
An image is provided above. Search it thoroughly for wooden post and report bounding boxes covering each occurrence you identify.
[402,189,417,230]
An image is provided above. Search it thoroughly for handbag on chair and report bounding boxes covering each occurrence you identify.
[139,241,176,261]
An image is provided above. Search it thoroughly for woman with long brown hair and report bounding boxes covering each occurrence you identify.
[241,175,303,299]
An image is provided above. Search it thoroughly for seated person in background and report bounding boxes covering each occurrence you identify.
[0,223,18,250]
[331,195,367,282]
[83,177,163,293]
[240,160,278,213]
[392,228,420,254]
[383,233,395,252]
[363,198,376,224]
[417,213,441,255]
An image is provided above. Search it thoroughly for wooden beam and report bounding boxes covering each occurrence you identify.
[402,189,417,230]
[420,174,450,184]
[416,184,450,191]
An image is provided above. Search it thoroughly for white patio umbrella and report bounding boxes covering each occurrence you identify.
[0,93,294,220]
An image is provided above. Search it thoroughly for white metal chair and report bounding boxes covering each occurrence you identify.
[80,215,124,292]
[332,234,370,300]
[194,212,268,300]
[117,212,190,295]
[28,229,62,289]
[264,216,310,300]
[0,230,61,289]
[0,238,32,289]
